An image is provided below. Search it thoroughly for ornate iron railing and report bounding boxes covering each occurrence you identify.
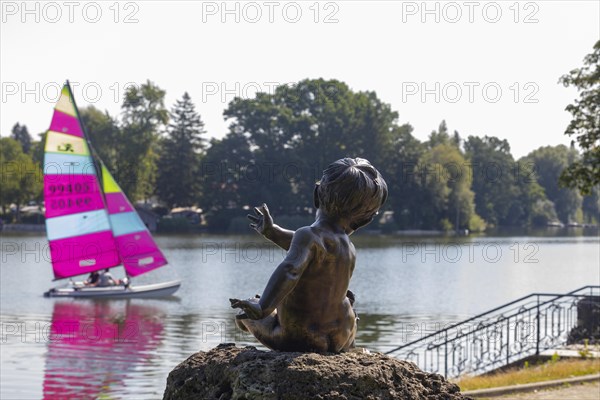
[385,286,600,378]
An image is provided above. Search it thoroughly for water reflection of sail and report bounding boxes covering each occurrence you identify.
[43,301,163,399]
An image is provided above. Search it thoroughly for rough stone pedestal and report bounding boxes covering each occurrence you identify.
[163,343,472,400]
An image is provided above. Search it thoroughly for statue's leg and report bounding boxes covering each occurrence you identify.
[234,315,250,332]
[236,311,284,350]
[232,297,284,349]
[338,295,359,352]
[237,311,328,352]
[342,335,356,350]
[340,313,358,351]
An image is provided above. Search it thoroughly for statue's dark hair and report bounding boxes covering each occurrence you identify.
[316,158,387,229]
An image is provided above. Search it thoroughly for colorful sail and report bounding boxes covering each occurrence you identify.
[100,163,168,276]
[44,84,120,279]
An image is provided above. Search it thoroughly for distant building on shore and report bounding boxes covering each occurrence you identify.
[135,207,160,232]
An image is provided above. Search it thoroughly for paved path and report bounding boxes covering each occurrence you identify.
[487,381,600,400]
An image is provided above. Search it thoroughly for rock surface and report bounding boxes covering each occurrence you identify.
[163,343,472,400]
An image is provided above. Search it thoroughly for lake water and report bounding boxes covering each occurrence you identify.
[1,231,599,399]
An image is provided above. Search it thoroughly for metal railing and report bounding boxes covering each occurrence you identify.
[385,286,599,378]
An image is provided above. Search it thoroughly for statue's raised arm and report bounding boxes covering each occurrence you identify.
[247,203,294,250]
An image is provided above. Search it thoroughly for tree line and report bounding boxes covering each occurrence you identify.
[2,42,598,232]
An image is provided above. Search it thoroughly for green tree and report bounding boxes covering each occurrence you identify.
[0,138,42,221]
[581,186,599,224]
[117,80,168,201]
[427,120,450,148]
[417,143,481,231]
[10,123,32,154]
[199,132,256,231]
[558,40,600,195]
[452,130,462,149]
[530,198,559,227]
[414,155,451,229]
[507,160,549,227]
[157,92,206,208]
[465,135,520,226]
[80,106,120,171]
[29,132,46,170]
[385,123,426,228]
[223,79,400,215]
[521,145,582,224]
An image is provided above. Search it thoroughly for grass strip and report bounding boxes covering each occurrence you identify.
[456,358,600,391]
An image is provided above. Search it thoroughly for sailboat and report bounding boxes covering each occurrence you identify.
[43,82,180,298]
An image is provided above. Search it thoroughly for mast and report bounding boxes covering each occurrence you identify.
[65,81,106,202]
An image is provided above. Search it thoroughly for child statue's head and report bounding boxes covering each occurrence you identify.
[315,158,388,231]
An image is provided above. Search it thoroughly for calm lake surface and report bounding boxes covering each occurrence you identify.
[1,230,599,399]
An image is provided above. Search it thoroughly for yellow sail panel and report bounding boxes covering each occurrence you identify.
[45,131,89,156]
[102,164,122,193]
[55,86,77,116]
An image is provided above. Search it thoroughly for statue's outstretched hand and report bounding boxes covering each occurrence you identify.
[229,298,263,320]
[247,203,273,236]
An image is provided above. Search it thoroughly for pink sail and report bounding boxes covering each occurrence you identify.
[48,110,83,137]
[44,82,171,281]
[49,231,120,279]
[43,84,120,279]
[100,163,168,276]
[115,231,168,276]
[104,192,134,214]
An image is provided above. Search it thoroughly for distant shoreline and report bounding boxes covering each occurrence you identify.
[1,223,597,236]
[1,223,45,232]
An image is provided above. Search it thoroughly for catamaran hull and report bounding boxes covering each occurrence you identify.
[44,280,181,299]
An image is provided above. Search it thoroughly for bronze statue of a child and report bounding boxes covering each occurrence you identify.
[230,158,387,353]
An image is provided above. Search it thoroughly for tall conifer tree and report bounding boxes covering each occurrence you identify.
[10,123,32,154]
[157,93,206,208]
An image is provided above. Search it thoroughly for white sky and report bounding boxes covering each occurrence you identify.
[1,0,599,158]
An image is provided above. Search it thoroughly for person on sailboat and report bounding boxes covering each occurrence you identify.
[84,271,100,286]
[97,269,117,287]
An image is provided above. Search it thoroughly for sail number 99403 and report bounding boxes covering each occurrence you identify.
[47,182,92,195]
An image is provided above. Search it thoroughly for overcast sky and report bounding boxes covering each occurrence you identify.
[1,0,598,158]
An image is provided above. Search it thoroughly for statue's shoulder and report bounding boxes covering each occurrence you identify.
[292,226,319,243]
